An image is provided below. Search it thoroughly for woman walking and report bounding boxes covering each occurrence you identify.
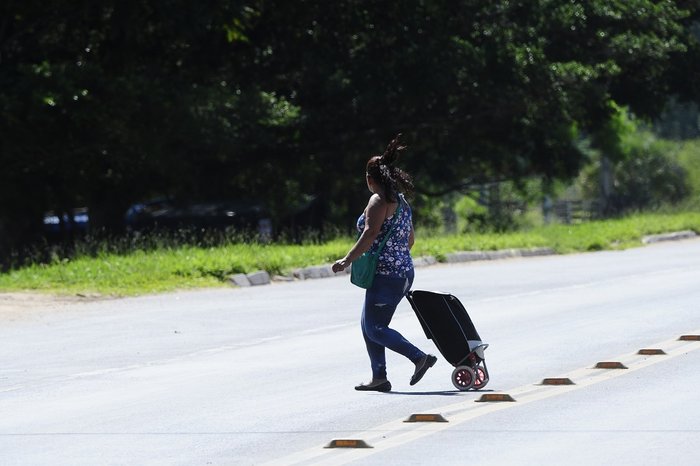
[332,134,437,392]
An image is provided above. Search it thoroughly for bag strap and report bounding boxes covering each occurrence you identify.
[374,197,403,254]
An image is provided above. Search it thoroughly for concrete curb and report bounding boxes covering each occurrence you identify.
[227,231,696,287]
[292,265,338,280]
[445,247,555,263]
[228,270,271,287]
[229,273,251,287]
[413,256,438,267]
[230,248,557,287]
[247,271,271,286]
[642,230,697,244]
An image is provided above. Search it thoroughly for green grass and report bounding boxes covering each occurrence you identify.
[0,240,353,296]
[415,211,700,257]
[1,211,700,296]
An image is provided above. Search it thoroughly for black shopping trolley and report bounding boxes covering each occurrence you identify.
[406,290,490,390]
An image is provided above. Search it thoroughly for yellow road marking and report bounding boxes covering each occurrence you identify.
[262,332,700,466]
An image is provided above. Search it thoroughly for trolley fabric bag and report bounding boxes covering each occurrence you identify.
[350,202,403,289]
[406,290,490,390]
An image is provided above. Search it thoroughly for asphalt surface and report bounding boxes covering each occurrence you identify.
[2,238,700,465]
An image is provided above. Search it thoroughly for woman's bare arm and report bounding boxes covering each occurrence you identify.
[332,194,386,272]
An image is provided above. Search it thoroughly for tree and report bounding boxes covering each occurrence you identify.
[232,0,700,221]
[0,1,295,250]
[1,0,699,259]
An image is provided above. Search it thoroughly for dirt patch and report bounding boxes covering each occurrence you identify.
[0,292,106,322]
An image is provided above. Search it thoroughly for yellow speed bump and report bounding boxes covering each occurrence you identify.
[638,349,666,355]
[475,393,516,403]
[595,361,628,369]
[540,378,575,385]
[404,413,448,423]
[679,335,700,341]
[324,439,372,449]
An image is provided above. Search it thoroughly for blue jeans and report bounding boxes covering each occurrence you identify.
[361,269,425,379]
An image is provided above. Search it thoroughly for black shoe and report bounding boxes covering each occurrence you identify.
[410,354,437,386]
[355,380,392,392]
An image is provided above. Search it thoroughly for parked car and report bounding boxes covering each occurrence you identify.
[42,207,90,238]
[124,198,272,239]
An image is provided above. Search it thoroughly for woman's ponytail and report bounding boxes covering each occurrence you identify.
[379,133,407,167]
[367,133,414,202]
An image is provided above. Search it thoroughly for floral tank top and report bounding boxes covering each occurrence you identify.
[356,193,414,277]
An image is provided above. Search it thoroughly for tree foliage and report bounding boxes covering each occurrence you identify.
[580,131,691,212]
[1,0,699,254]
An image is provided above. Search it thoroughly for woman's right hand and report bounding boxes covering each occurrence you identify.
[332,258,350,273]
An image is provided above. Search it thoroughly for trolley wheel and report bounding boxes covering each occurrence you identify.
[451,366,475,391]
[473,366,489,390]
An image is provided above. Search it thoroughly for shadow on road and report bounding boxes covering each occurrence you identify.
[386,389,494,396]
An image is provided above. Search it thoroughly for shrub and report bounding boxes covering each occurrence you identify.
[581,133,690,214]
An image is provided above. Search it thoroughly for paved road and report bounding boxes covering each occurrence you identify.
[2,239,700,465]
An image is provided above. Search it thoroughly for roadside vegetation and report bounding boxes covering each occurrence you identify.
[1,210,699,297]
[3,3,700,299]
[2,126,699,297]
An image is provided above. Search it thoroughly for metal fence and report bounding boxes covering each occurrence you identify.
[549,200,601,224]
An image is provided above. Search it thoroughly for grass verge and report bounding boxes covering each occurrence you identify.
[1,211,699,296]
